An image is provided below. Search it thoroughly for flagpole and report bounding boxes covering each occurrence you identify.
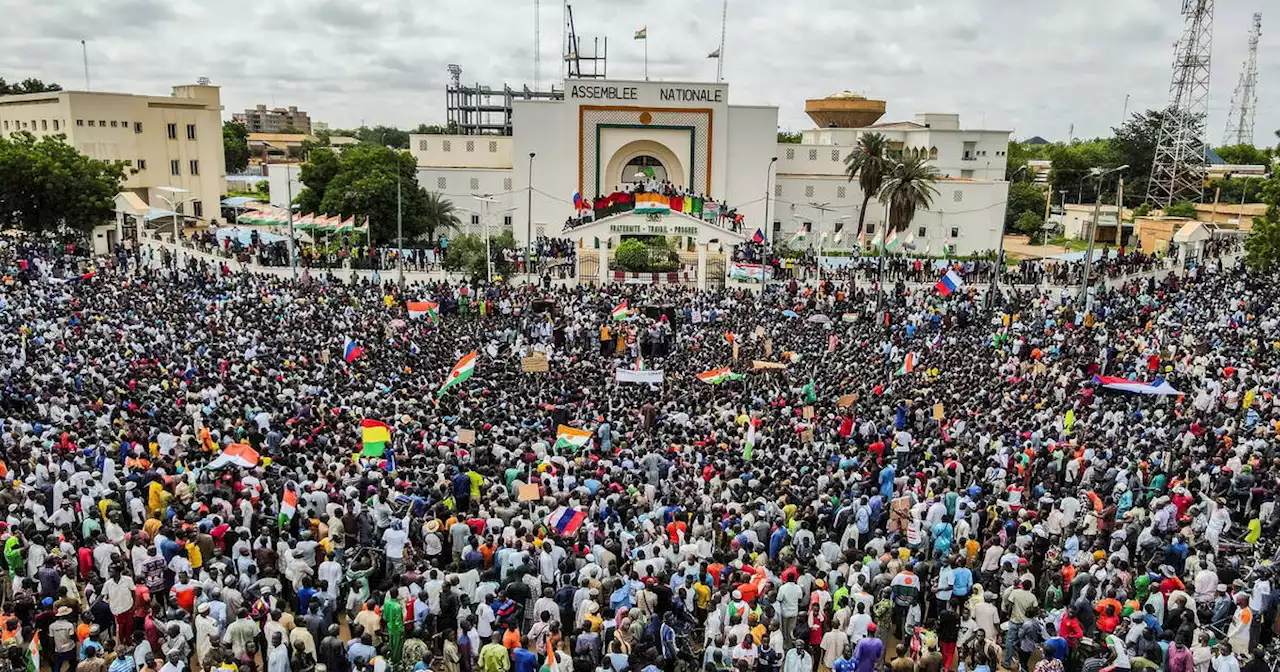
[717,0,727,83]
[644,34,648,80]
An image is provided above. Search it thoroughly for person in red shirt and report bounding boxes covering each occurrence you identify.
[867,440,886,465]
[1158,565,1186,595]
[665,517,687,544]
[1059,609,1085,650]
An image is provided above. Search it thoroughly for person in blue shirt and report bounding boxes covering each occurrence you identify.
[1042,623,1069,662]
[951,559,973,599]
[878,464,896,499]
[512,646,538,672]
[769,526,789,561]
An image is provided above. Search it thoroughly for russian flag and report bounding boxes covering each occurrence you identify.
[935,270,964,296]
[1091,375,1183,396]
[752,228,765,243]
[546,506,588,536]
[572,192,584,209]
[929,332,942,350]
[343,337,365,363]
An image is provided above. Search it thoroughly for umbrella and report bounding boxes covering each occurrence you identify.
[806,314,831,324]
[781,310,799,318]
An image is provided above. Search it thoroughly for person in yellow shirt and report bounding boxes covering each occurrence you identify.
[599,325,612,356]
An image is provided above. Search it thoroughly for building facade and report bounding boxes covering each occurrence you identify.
[409,78,1011,261]
[0,83,228,228]
[232,105,312,135]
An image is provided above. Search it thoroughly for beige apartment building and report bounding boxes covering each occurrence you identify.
[0,82,227,227]
[233,104,312,135]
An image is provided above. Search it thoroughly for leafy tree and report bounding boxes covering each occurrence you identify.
[1047,139,1120,204]
[1164,200,1199,218]
[0,132,127,234]
[1244,173,1280,271]
[1005,182,1047,232]
[880,150,940,234]
[222,121,250,174]
[1132,203,1152,218]
[0,77,62,95]
[613,238,650,271]
[298,143,442,244]
[442,231,516,278]
[777,131,802,144]
[843,132,891,242]
[256,180,270,198]
[294,148,340,213]
[412,123,456,135]
[1109,108,1187,206]
[329,125,411,149]
[1014,211,1045,239]
[1209,177,1268,204]
[420,190,461,243]
[1005,141,1035,181]
[1215,143,1272,166]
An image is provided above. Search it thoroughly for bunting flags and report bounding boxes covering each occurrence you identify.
[361,419,392,457]
[437,351,477,398]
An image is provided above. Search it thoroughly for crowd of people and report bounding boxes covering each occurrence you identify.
[0,230,1276,672]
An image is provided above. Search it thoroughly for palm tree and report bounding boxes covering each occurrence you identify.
[843,132,892,244]
[420,191,461,243]
[878,149,940,235]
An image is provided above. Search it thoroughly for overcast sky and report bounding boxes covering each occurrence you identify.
[2,0,1276,145]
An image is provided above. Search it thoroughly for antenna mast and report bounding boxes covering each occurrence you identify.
[1146,0,1215,207]
[1222,13,1262,146]
[533,0,541,89]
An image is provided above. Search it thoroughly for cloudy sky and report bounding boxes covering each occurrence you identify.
[2,0,1276,145]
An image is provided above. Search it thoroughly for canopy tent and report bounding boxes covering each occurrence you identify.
[214,227,292,245]
[1091,375,1182,396]
[221,196,265,208]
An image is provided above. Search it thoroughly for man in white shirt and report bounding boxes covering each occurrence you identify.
[103,566,137,641]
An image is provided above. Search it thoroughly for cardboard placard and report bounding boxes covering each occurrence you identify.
[756,325,765,337]
[764,338,773,356]
[521,353,549,373]
[801,428,814,443]
[517,483,541,502]
[932,403,945,421]
[752,360,786,371]
[803,406,815,419]
[732,341,740,361]
[836,394,857,408]
[457,428,476,445]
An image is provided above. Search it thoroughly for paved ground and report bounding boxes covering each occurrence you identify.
[1001,235,1082,260]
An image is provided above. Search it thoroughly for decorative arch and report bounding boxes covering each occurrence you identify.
[603,139,687,193]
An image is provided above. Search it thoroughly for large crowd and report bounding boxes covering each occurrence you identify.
[0,231,1276,672]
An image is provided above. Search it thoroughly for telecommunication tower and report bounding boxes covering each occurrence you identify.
[1222,13,1262,146]
[1146,0,1215,207]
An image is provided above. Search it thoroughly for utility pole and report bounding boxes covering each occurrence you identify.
[1079,165,1129,307]
[396,170,404,287]
[286,176,297,280]
[527,153,536,281]
[762,157,778,292]
[80,40,91,90]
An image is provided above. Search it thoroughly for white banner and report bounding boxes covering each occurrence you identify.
[615,369,665,384]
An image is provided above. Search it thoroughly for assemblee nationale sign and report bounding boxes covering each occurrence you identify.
[609,223,700,236]
[569,83,725,104]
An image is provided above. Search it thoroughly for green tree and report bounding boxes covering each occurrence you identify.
[1215,143,1272,166]
[843,132,891,243]
[1014,211,1044,237]
[222,121,250,174]
[1109,108,1180,206]
[1047,139,1121,204]
[1164,200,1198,218]
[0,77,62,95]
[330,125,411,149]
[777,131,802,144]
[613,238,650,271]
[1244,173,1280,271]
[255,180,270,198]
[880,150,940,234]
[1209,177,1267,204]
[1005,182,1047,232]
[303,143,439,244]
[0,132,127,234]
[412,123,456,135]
[441,232,515,278]
[294,147,341,213]
[420,190,461,243]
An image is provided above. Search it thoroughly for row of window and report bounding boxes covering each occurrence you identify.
[421,139,501,153]
[2,119,62,132]
[1,119,201,140]
[784,147,844,162]
[774,184,965,204]
[434,177,515,191]
[774,221,962,239]
[467,214,515,227]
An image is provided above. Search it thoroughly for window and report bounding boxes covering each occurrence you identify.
[950,227,959,238]
[192,202,203,218]
[867,224,876,235]
[489,141,498,153]
[470,214,480,226]
[88,120,95,127]
[76,119,84,126]
[110,120,117,128]
[189,159,199,175]
[801,222,812,233]
[1,121,6,130]
[418,139,428,151]
[774,184,782,198]
[170,159,180,175]
[469,178,479,191]
[465,140,475,152]
[917,226,927,238]
[41,120,48,130]
[808,149,818,161]
[785,148,795,160]
[503,215,513,228]
[167,123,177,139]
[99,120,106,127]
[804,185,814,198]
[953,189,964,203]
[136,159,147,170]
[960,170,974,179]
[437,176,447,189]
[503,178,512,191]
[772,221,782,235]
[442,140,451,152]
[837,186,847,199]
[186,124,196,140]
[134,122,142,133]
[831,149,841,162]
[120,120,127,128]
[52,120,59,131]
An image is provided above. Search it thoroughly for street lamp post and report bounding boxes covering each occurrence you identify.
[1078,164,1129,307]
[989,164,1029,311]
[762,157,778,291]
[285,174,297,280]
[472,194,517,283]
[154,187,195,246]
[526,152,536,281]
[396,169,404,287]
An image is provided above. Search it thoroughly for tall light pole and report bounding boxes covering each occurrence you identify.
[285,173,297,280]
[154,186,195,245]
[1078,164,1128,307]
[526,152,536,281]
[990,164,1028,311]
[472,195,516,283]
[762,157,778,290]
[396,168,404,287]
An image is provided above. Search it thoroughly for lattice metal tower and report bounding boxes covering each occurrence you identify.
[1222,13,1262,146]
[1147,0,1215,207]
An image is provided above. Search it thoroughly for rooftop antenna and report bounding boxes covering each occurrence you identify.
[1222,12,1262,146]
[533,0,541,89]
[80,39,90,90]
[716,0,727,82]
[1147,0,1215,207]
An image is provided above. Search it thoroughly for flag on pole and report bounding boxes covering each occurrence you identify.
[611,301,629,321]
[802,379,817,403]
[343,337,365,363]
[205,443,261,469]
[406,301,440,322]
[752,228,765,243]
[929,332,943,350]
[695,367,742,384]
[546,506,588,535]
[744,419,757,461]
[553,425,593,451]
[634,27,647,39]
[437,351,477,398]
[360,419,392,457]
[278,487,298,527]
[884,227,900,251]
[896,352,916,375]
[26,631,38,672]
[935,270,965,296]
[707,48,720,58]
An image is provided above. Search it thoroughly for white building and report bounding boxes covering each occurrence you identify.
[0,82,228,240]
[406,78,1010,283]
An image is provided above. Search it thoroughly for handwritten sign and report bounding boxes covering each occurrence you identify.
[517,483,541,502]
[836,394,857,408]
[457,428,476,445]
[932,403,945,421]
[803,406,815,419]
[521,353,549,373]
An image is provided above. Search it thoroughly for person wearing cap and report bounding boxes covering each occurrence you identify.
[50,606,77,672]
